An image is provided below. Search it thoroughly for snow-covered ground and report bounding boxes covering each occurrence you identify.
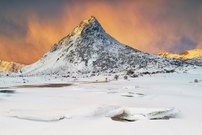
[0,68,202,135]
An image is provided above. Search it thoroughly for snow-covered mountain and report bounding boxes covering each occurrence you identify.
[160,49,202,60]
[186,56,202,66]
[0,60,25,73]
[21,16,192,77]
[160,49,202,67]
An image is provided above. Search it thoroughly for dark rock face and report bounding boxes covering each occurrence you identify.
[186,57,202,66]
[21,16,192,76]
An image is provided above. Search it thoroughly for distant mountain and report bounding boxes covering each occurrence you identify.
[160,49,202,60]
[21,16,192,77]
[0,60,25,73]
[160,49,202,67]
[186,56,202,66]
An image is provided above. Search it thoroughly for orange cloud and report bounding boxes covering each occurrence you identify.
[0,0,201,64]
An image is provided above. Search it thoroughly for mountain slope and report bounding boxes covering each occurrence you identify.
[160,49,202,60]
[21,16,191,77]
[0,60,25,73]
[186,56,202,66]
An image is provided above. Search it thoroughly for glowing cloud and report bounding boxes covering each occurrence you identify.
[0,0,201,64]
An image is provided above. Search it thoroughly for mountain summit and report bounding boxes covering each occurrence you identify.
[71,16,105,36]
[21,16,190,77]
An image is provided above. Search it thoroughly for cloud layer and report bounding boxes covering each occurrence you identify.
[0,0,202,64]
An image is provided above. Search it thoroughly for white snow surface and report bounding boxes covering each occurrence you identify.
[0,67,202,135]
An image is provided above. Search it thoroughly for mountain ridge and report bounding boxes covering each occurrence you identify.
[159,49,202,60]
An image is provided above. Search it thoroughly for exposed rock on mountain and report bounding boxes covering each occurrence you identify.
[186,56,202,66]
[0,60,25,73]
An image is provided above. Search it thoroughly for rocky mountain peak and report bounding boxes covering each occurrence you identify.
[22,16,192,76]
[71,16,105,36]
[49,16,107,52]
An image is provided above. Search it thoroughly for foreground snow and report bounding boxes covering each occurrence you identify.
[0,69,202,135]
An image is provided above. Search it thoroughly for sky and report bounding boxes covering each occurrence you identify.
[0,0,202,64]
